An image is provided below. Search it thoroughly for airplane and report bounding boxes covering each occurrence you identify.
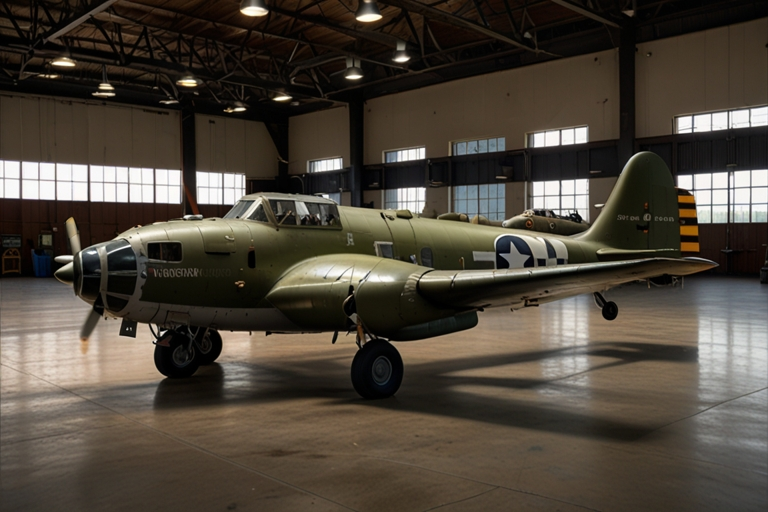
[53,152,716,399]
[501,208,590,235]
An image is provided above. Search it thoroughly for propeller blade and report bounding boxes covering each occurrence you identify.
[65,217,81,254]
[80,298,104,342]
[54,255,74,264]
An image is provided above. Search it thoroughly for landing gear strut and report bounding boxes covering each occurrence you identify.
[152,327,223,378]
[593,292,619,321]
[351,339,404,399]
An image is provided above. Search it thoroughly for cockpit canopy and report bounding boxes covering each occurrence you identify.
[223,194,341,228]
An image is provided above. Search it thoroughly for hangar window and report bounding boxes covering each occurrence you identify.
[309,157,343,173]
[453,184,505,221]
[527,126,588,148]
[20,162,55,200]
[384,146,425,163]
[155,169,182,204]
[147,242,183,262]
[675,106,767,134]
[452,137,506,156]
[384,187,425,213]
[129,167,155,203]
[677,171,767,223]
[197,171,245,205]
[0,160,20,199]
[532,179,589,222]
[90,166,129,202]
[55,164,89,201]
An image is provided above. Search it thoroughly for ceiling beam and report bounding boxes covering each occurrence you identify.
[41,0,120,44]
[377,0,553,55]
[549,0,622,29]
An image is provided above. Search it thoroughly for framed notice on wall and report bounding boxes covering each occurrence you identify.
[2,235,21,249]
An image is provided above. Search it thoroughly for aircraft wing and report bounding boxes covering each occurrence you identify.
[417,257,717,310]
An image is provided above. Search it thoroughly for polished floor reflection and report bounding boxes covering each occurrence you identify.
[1,276,766,511]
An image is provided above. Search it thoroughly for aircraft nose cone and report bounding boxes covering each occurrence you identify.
[55,262,75,286]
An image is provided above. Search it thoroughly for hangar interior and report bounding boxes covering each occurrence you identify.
[1,2,767,511]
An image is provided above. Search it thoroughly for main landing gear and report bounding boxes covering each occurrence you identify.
[593,292,619,321]
[350,339,404,400]
[153,327,223,378]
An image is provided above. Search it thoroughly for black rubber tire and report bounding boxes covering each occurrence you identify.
[602,301,619,321]
[351,339,403,399]
[154,333,200,378]
[196,329,223,365]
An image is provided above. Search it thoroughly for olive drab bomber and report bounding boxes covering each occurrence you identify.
[54,152,717,399]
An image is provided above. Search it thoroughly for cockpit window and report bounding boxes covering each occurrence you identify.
[248,202,269,223]
[147,242,182,262]
[223,200,254,219]
[273,200,297,225]
[300,202,340,226]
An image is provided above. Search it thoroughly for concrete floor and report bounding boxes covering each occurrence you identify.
[1,276,766,512]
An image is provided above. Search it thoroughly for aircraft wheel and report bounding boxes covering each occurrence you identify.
[196,329,223,365]
[602,301,619,321]
[351,339,403,400]
[154,333,199,378]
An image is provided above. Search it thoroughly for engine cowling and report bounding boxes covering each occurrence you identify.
[265,254,477,340]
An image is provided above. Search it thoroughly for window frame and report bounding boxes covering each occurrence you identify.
[452,137,506,156]
[531,178,590,222]
[384,187,425,213]
[527,126,588,149]
[383,146,426,164]
[675,106,768,134]
[308,157,343,173]
[452,183,506,221]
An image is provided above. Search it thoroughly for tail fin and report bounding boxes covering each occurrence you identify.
[677,188,700,253]
[579,152,681,257]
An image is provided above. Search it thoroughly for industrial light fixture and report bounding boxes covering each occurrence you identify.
[344,57,363,80]
[355,1,382,23]
[240,0,268,17]
[160,97,179,105]
[93,65,115,98]
[224,101,248,113]
[392,40,410,63]
[273,91,293,102]
[176,74,201,88]
[38,73,60,79]
[51,56,76,67]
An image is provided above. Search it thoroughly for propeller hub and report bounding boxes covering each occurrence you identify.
[54,262,75,285]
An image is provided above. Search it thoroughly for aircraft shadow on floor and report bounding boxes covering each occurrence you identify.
[150,340,698,441]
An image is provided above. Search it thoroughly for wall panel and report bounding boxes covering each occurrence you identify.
[636,18,768,138]
[288,106,350,175]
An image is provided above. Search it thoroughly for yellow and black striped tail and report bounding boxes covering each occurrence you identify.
[677,188,699,253]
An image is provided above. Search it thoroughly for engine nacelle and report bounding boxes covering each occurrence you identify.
[265,255,477,340]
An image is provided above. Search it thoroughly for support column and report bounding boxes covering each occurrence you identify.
[349,94,364,207]
[181,108,198,216]
[618,20,636,167]
[265,118,290,193]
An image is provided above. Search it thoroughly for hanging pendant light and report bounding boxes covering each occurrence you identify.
[240,0,269,17]
[344,57,364,80]
[273,91,293,102]
[176,74,201,88]
[392,40,411,63]
[356,1,382,22]
[51,56,76,67]
[93,65,115,98]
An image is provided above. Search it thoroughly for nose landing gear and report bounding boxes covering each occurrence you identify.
[153,327,223,378]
